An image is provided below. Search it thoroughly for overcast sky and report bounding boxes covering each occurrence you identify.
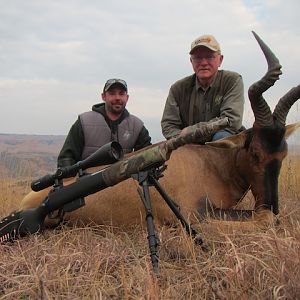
[0,0,299,142]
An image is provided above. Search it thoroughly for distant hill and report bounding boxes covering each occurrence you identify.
[0,133,65,178]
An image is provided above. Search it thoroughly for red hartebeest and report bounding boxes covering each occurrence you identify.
[17,32,300,229]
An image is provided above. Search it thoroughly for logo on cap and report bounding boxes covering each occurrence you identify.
[190,34,221,54]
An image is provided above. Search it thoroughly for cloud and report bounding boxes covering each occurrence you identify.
[0,0,299,142]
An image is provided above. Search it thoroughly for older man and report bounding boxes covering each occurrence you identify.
[161,34,244,141]
[58,78,151,167]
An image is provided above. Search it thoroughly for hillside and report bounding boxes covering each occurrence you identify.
[0,133,65,178]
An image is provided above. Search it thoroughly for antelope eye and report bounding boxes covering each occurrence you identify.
[253,153,260,163]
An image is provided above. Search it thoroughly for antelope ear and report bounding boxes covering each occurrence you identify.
[285,122,300,139]
[206,131,247,148]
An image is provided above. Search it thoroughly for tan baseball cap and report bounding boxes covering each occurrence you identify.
[189,34,221,54]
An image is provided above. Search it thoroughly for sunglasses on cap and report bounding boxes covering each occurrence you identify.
[103,79,128,92]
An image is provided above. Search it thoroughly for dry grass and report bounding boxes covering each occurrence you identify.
[0,154,300,299]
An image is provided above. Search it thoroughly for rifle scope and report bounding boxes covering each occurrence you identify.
[31,141,123,192]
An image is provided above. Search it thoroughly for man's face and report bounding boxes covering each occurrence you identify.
[102,84,129,115]
[190,47,223,83]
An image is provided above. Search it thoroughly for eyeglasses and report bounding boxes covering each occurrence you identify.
[104,79,127,92]
[190,54,218,62]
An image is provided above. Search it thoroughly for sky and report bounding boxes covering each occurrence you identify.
[0,0,299,142]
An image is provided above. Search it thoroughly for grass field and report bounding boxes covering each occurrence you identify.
[0,152,299,299]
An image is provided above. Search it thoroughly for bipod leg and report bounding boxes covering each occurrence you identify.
[149,173,205,248]
[133,172,160,274]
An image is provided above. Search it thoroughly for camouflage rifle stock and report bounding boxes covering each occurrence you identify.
[0,117,229,243]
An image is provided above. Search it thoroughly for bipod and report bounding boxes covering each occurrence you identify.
[132,164,205,274]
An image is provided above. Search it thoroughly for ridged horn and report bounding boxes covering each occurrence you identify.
[273,85,300,125]
[248,31,282,127]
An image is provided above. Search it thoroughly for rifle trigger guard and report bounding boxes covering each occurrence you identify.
[48,208,64,221]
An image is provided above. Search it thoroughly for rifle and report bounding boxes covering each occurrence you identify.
[0,117,228,272]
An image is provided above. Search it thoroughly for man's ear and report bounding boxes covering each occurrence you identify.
[101,93,106,101]
[218,54,224,67]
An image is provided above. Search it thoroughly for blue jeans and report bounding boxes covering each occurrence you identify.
[211,130,232,141]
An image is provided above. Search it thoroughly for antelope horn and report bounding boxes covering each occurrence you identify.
[273,85,300,125]
[248,31,282,127]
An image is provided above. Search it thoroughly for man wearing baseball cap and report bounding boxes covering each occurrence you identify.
[58,78,151,167]
[161,34,244,141]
